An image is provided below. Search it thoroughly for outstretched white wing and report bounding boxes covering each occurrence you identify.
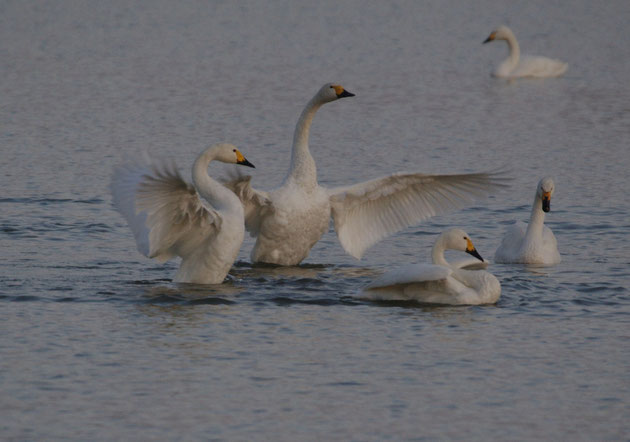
[221,168,272,236]
[329,171,508,259]
[111,159,221,262]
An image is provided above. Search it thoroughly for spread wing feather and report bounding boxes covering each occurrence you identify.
[111,159,221,262]
[329,171,509,259]
[221,168,272,236]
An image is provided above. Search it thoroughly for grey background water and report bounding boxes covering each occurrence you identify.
[1,0,629,440]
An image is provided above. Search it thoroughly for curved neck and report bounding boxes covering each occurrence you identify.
[504,32,520,67]
[431,236,449,267]
[284,96,323,188]
[192,149,239,212]
[525,193,545,240]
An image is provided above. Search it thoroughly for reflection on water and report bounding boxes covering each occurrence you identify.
[234,261,331,280]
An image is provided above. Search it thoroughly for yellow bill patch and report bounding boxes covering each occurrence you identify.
[466,238,475,252]
[235,150,246,163]
[332,85,345,96]
[542,191,551,200]
[488,32,496,41]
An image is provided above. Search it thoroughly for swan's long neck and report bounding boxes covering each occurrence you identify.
[524,193,545,242]
[431,236,450,267]
[192,149,240,212]
[504,30,520,68]
[284,96,323,189]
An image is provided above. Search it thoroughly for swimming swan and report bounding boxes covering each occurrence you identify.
[224,83,508,266]
[110,143,255,284]
[483,25,568,78]
[360,228,501,305]
[494,177,560,265]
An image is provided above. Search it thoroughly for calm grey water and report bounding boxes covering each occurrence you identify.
[2,1,629,440]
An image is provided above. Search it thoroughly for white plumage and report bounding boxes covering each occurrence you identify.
[224,83,508,266]
[111,143,255,284]
[494,177,561,265]
[361,228,501,305]
[328,171,503,260]
[483,25,568,78]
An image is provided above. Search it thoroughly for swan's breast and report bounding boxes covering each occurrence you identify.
[252,185,331,265]
[494,60,516,78]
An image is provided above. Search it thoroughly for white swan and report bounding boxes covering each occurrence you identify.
[110,143,255,284]
[360,228,501,305]
[224,83,508,266]
[483,25,568,78]
[494,177,560,265]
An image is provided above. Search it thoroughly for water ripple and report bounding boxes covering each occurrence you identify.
[0,197,103,205]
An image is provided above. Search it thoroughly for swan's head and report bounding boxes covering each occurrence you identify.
[483,25,513,44]
[211,143,255,168]
[317,83,355,103]
[442,228,484,262]
[537,177,555,212]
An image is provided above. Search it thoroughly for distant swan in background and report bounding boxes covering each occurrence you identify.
[483,25,568,78]
[360,228,501,305]
[224,83,508,266]
[111,143,255,284]
[494,177,560,265]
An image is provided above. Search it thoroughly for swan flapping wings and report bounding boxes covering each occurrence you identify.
[225,168,507,260]
[111,160,221,262]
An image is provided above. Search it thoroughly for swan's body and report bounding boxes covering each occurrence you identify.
[483,25,568,78]
[494,177,560,265]
[225,83,508,266]
[110,143,255,284]
[360,229,501,305]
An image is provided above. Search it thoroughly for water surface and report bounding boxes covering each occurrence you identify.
[1,1,629,440]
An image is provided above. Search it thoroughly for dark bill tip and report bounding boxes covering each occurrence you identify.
[238,159,255,168]
[466,248,484,262]
[542,198,550,212]
[483,36,492,44]
[338,89,355,98]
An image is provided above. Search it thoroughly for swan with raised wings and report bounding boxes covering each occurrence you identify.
[111,143,255,284]
[494,177,560,265]
[360,229,501,305]
[483,25,568,78]
[225,83,507,266]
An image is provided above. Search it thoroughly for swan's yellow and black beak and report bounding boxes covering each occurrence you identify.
[483,32,496,44]
[542,191,551,212]
[332,85,355,99]
[465,238,484,262]
[235,150,255,168]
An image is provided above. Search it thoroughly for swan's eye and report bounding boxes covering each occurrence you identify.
[329,85,334,89]
[233,149,236,152]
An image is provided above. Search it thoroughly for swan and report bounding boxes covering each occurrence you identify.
[110,143,255,284]
[483,25,568,78]
[360,228,501,305]
[224,83,508,266]
[494,177,560,265]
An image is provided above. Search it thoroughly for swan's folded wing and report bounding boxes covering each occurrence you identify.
[328,171,508,259]
[494,220,526,261]
[515,55,568,78]
[450,258,489,270]
[111,160,221,262]
[221,168,272,236]
[365,264,452,290]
